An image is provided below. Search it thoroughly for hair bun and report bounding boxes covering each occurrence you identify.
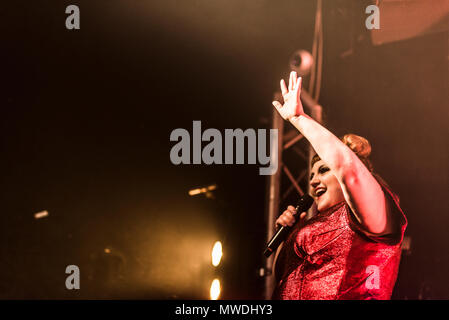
[341,134,372,158]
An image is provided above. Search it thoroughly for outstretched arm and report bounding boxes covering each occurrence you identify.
[272,72,393,235]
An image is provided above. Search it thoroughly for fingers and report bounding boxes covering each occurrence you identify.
[272,100,283,114]
[272,100,290,121]
[276,206,297,227]
[276,205,308,228]
[276,215,292,228]
[295,77,302,99]
[289,72,294,91]
[295,76,302,90]
[280,79,288,96]
[282,72,299,95]
[287,205,297,214]
[292,72,298,89]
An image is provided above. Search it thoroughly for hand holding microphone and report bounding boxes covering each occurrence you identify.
[264,194,314,257]
[276,205,307,228]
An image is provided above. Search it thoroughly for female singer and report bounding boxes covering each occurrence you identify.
[271,71,407,300]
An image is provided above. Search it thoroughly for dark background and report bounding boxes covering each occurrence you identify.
[1,1,448,299]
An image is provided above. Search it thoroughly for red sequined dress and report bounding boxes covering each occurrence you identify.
[272,175,407,300]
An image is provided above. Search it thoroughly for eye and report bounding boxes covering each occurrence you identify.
[318,166,330,175]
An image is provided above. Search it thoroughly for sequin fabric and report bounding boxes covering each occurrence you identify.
[272,176,407,300]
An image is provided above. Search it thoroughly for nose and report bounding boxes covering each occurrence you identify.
[310,175,320,189]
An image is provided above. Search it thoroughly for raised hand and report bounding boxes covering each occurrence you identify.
[272,71,304,121]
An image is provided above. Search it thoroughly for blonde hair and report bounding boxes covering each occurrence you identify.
[311,133,373,172]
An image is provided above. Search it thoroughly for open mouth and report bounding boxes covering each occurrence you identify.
[315,188,326,197]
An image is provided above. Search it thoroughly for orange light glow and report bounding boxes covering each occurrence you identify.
[211,241,222,267]
[210,279,220,300]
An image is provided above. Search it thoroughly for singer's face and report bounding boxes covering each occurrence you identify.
[310,160,345,212]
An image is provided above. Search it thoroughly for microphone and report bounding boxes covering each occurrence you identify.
[263,194,314,258]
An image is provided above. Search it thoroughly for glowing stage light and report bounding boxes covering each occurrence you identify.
[34,210,49,219]
[211,241,222,267]
[188,184,217,196]
[210,279,221,300]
